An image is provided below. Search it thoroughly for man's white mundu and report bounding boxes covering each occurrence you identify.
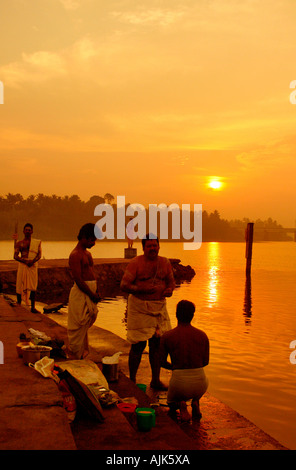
[16,238,41,304]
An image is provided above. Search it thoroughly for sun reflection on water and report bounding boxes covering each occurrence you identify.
[207,242,220,307]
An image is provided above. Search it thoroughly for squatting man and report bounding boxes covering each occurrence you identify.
[160,300,209,421]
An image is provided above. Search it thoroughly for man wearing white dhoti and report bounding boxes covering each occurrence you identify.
[160,300,209,422]
[14,223,42,313]
[67,223,101,359]
[120,234,175,389]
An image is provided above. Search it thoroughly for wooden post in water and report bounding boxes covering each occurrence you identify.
[245,222,254,275]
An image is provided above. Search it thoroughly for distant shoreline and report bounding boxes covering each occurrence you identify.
[0,238,294,243]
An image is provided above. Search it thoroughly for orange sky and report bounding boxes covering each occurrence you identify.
[1,0,296,226]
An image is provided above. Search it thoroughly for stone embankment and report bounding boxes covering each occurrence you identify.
[0,258,195,304]
[0,295,288,451]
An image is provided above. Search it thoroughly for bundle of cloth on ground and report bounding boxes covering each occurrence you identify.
[58,360,118,408]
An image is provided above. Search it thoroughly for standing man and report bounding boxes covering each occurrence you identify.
[13,223,42,313]
[67,223,101,360]
[160,300,209,421]
[120,233,175,389]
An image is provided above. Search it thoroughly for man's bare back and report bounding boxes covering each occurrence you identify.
[161,324,209,369]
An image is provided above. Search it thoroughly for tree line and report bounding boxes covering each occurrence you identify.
[0,193,291,242]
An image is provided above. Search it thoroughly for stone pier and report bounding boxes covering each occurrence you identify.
[0,258,195,304]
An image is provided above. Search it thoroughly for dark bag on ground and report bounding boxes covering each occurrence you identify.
[58,369,105,422]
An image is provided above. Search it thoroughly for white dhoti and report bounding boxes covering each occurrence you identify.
[67,281,98,359]
[16,238,40,304]
[126,294,172,344]
[167,368,208,404]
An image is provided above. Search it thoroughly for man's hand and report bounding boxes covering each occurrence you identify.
[26,260,34,267]
[90,292,101,303]
[163,287,173,297]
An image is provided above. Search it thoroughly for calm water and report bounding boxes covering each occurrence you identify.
[1,240,296,449]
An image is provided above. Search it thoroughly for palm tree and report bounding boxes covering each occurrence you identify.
[104,193,114,205]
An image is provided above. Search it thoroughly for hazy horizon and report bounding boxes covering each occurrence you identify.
[0,191,293,228]
[1,1,296,227]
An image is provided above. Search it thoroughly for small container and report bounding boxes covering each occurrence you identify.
[117,403,137,414]
[21,345,52,365]
[16,341,32,358]
[102,363,118,382]
[136,407,156,431]
[102,352,121,382]
[136,383,147,392]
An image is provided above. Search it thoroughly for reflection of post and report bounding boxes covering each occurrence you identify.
[243,273,252,325]
[245,223,254,275]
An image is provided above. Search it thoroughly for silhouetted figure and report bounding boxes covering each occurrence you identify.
[67,223,101,359]
[160,300,209,421]
[13,223,41,313]
[120,234,175,389]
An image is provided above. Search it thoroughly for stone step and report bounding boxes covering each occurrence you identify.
[71,371,202,451]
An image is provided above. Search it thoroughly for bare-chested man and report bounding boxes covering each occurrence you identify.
[160,300,209,422]
[120,233,175,389]
[67,223,101,359]
[13,223,42,313]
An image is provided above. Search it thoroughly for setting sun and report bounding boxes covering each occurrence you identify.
[208,179,224,190]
